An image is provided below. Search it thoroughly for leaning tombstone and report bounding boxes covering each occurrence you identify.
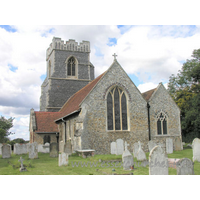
[176,158,194,175]
[58,152,68,166]
[136,141,146,161]
[50,143,58,157]
[148,140,157,152]
[0,143,3,155]
[149,146,168,175]
[111,142,117,155]
[18,157,27,172]
[64,141,72,155]
[192,138,200,162]
[2,144,11,158]
[174,137,182,151]
[116,139,124,155]
[122,143,134,170]
[133,142,139,158]
[166,138,173,154]
[28,142,38,159]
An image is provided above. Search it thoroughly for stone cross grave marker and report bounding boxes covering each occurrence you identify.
[192,138,200,162]
[50,143,58,157]
[166,138,173,154]
[136,141,146,161]
[18,157,27,172]
[111,142,117,155]
[133,142,139,158]
[2,144,11,158]
[149,145,168,175]
[116,139,124,155]
[176,158,194,175]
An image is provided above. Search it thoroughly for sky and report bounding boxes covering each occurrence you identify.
[1,25,200,141]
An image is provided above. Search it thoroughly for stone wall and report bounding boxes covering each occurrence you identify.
[32,133,57,145]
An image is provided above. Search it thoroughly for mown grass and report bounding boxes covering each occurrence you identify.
[0,146,199,175]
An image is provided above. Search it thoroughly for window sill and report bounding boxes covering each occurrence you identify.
[107,130,130,133]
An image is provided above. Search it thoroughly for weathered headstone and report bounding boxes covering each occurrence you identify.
[192,138,200,162]
[122,142,134,170]
[148,140,157,152]
[14,143,27,155]
[0,143,3,155]
[2,144,11,158]
[174,137,182,151]
[133,142,139,158]
[149,146,168,175]
[136,141,146,161]
[111,142,117,155]
[176,158,194,175]
[18,157,27,172]
[64,141,72,155]
[116,139,124,155]
[58,152,68,166]
[166,138,173,154]
[28,142,38,159]
[50,143,58,157]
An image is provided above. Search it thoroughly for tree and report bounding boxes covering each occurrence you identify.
[168,49,200,142]
[0,116,15,143]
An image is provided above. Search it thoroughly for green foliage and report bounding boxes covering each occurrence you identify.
[168,49,200,142]
[0,116,15,143]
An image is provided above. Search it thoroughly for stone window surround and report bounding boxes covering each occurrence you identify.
[65,56,78,79]
[106,85,130,132]
[156,110,168,135]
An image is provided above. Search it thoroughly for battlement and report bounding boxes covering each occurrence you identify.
[46,37,90,59]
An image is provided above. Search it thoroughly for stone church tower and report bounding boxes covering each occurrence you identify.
[40,37,95,112]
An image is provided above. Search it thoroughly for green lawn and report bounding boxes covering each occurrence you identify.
[0,146,199,175]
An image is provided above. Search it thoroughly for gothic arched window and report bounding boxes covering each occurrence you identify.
[157,111,167,135]
[67,57,76,76]
[107,86,128,131]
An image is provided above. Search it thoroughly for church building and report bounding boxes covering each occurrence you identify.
[29,37,182,154]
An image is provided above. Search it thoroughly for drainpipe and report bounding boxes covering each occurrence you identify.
[147,103,151,141]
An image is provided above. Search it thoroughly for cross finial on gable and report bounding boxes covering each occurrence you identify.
[112,53,117,61]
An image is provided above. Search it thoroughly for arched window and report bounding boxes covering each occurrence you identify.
[43,135,51,144]
[107,86,128,131]
[67,57,76,76]
[157,111,167,135]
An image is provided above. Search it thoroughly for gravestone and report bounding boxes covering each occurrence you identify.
[58,152,68,166]
[111,142,117,155]
[166,138,173,154]
[133,142,139,158]
[136,141,146,161]
[2,144,11,158]
[43,143,50,153]
[116,139,124,155]
[28,142,38,159]
[149,146,168,175]
[192,138,200,162]
[174,137,182,151]
[122,142,134,170]
[0,143,3,155]
[176,158,194,175]
[50,143,58,157]
[18,157,27,172]
[148,140,157,152]
[64,141,72,155]
[14,143,27,155]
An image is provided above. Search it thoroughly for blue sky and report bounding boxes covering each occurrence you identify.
[0,25,200,141]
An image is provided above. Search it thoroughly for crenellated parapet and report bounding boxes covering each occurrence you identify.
[46,37,90,60]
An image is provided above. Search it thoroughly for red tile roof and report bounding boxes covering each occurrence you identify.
[142,88,156,101]
[56,72,105,121]
[34,112,60,133]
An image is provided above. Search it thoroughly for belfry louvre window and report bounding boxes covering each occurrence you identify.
[107,87,128,131]
[157,112,167,135]
[67,57,76,76]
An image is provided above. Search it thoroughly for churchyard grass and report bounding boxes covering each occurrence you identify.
[0,146,199,175]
